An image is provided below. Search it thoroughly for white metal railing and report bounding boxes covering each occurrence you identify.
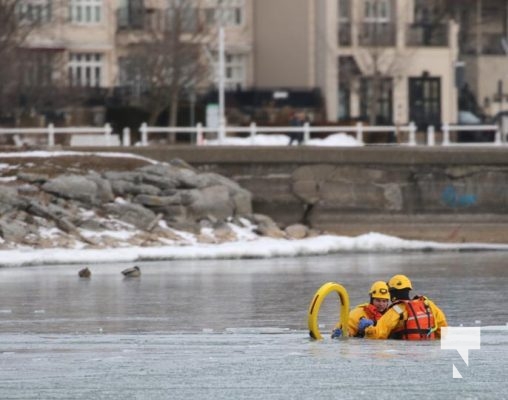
[0,123,114,147]
[137,121,414,146]
[440,123,501,146]
[0,121,503,147]
[137,121,502,147]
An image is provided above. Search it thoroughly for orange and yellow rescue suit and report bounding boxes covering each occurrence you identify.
[364,296,447,340]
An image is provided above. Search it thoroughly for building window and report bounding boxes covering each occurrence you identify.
[69,0,102,23]
[211,52,245,89]
[225,53,245,89]
[338,0,350,23]
[20,50,55,87]
[166,3,199,33]
[182,6,199,33]
[17,0,52,23]
[206,0,244,27]
[338,83,350,120]
[117,0,144,29]
[360,77,393,124]
[364,0,390,23]
[118,56,147,98]
[68,53,102,87]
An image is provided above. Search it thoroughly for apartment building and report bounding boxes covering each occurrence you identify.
[452,0,508,117]
[9,0,508,129]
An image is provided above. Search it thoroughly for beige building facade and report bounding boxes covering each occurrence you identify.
[24,1,117,88]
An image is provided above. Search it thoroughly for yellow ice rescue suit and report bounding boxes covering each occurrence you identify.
[335,303,383,337]
[364,296,447,340]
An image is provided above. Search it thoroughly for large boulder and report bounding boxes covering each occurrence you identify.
[0,214,33,243]
[42,175,112,206]
[103,202,157,230]
[187,185,234,221]
[0,187,24,214]
[110,180,161,196]
[85,172,115,203]
[250,213,286,238]
[138,164,199,189]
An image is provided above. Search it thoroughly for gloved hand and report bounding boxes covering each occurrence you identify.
[358,318,374,333]
[331,328,342,339]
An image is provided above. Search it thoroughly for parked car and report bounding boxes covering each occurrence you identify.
[456,110,494,143]
[488,110,508,123]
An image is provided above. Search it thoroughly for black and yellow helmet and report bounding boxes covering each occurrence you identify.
[387,274,412,290]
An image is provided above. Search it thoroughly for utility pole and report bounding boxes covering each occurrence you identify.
[218,26,226,144]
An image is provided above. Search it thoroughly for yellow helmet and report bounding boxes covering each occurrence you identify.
[388,274,412,290]
[369,281,390,300]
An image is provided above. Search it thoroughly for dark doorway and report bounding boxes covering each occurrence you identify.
[409,77,441,130]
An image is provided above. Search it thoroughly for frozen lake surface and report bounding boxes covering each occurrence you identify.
[0,252,507,399]
[1,328,506,400]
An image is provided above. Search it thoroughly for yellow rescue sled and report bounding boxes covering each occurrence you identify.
[307,282,350,340]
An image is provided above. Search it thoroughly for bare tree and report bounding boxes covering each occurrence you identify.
[0,0,30,118]
[0,0,68,124]
[118,0,214,135]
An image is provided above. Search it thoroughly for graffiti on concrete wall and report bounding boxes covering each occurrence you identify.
[441,185,477,208]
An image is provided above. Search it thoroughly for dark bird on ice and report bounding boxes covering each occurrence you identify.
[121,266,141,277]
[78,267,91,278]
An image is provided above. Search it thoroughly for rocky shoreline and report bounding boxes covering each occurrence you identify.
[0,152,319,250]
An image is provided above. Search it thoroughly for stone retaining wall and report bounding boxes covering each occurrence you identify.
[63,146,508,242]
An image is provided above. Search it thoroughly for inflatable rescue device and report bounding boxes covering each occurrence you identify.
[307,282,350,340]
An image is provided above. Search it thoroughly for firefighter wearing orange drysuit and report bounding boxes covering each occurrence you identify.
[362,274,448,340]
[331,281,390,338]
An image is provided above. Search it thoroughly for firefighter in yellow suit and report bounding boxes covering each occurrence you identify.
[331,281,390,338]
[361,274,448,340]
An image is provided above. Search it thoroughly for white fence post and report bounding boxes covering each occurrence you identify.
[442,123,450,145]
[140,122,148,146]
[218,120,225,145]
[427,125,435,146]
[250,122,256,144]
[196,123,203,145]
[303,122,310,144]
[104,123,112,146]
[494,127,502,145]
[48,123,55,147]
[122,127,131,147]
[408,122,416,145]
[355,122,363,144]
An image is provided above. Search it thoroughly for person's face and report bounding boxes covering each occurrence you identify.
[372,298,389,313]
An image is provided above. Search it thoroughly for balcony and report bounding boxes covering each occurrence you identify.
[359,23,395,46]
[406,23,449,47]
[460,32,507,55]
[116,8,167,32]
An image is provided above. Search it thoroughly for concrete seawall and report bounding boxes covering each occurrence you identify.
[70,146,508,243]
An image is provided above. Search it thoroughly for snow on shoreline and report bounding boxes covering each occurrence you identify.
[2,232,508,268]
